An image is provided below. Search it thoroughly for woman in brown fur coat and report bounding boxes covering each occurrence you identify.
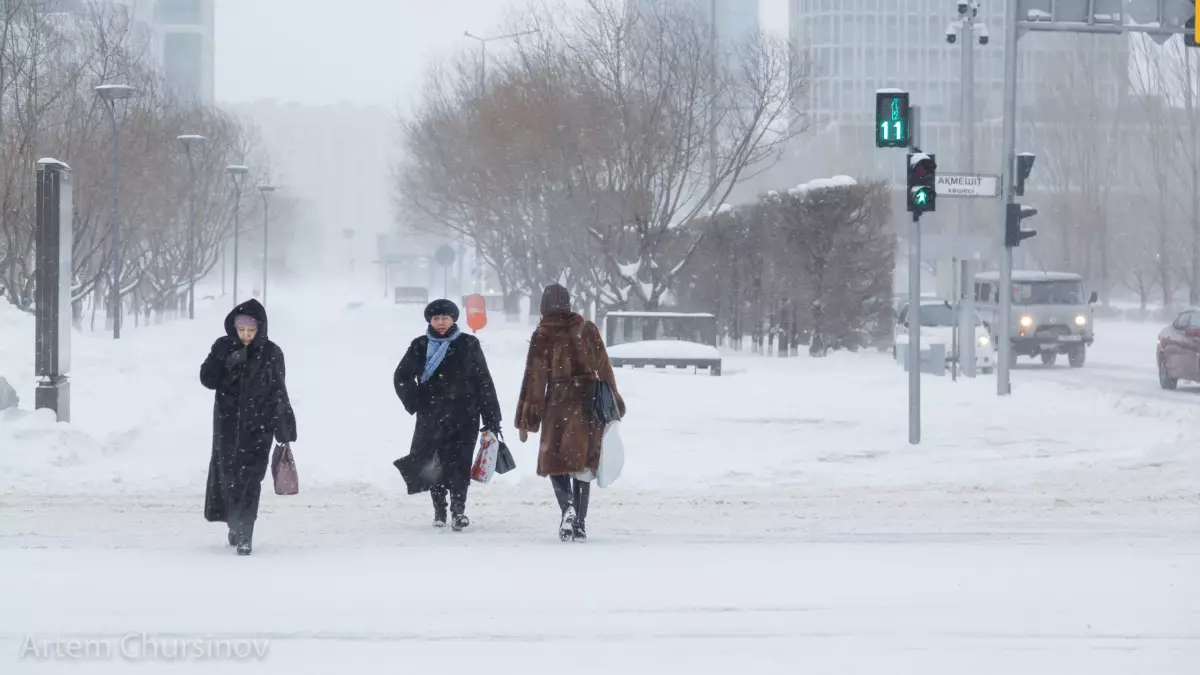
[515,284,625,542]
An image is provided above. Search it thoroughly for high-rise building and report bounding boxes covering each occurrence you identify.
[89,0,214,104]
[150,0,215,104]
[786,0,1127,182]
[627,0,760,45]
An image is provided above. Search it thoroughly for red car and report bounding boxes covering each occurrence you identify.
[1157,310,1200,389]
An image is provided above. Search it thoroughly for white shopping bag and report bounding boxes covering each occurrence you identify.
[596,421,625,488]
[471,431,499,484]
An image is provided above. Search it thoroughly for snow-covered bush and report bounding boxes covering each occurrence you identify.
[675,178,894,355]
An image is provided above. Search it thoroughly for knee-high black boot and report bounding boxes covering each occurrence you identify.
[430,485,448,527]
[449,486,469,531]
[572,479,590,542]
[550,475,575,541]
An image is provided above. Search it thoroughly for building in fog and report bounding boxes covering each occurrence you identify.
[786,0,1128,183]
[223,100,395,275]
[627,0,760,44]
[152,0,215,105]
[76,0,215,104]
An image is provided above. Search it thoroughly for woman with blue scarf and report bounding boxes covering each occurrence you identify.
[393,299,502,530]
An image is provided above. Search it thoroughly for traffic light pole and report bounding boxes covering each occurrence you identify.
[993,0,1198,397]
[908,105,922,445]
[908,209,921,445]
[996,0,1020,397]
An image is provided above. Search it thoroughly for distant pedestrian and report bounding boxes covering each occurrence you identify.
[393,299,502,530]
[199,299,297,556]
[515,284,625,542]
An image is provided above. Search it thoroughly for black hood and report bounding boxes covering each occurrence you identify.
[224,299,268,344]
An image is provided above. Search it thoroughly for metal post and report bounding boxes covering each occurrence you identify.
[262,194,269,304]
[184,147,197,319]
[34,159,73,422]
[909,209,921,445]
[958,14,975,241]
[997,0,1020,396]
[109,108,120,339]
[960,258,977,377]
[1191,47,1200,307]
[908,105,922,445]
[232,184,240,304]
[707,0,718,209]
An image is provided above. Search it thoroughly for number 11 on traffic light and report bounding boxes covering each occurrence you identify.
[875,90,910,148]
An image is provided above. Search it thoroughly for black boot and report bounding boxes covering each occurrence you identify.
[431,485,448,528]
[550,475,575,542]
[235,520,254,556]
[572,479,590,542]
[450,488,469,531]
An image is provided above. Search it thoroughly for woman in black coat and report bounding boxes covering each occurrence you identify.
[199,299,297,556]
[393,299,501,531]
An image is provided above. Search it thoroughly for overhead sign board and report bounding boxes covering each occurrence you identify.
[935,173,1000,197]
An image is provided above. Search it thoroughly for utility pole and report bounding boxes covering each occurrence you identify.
[177,134,206,320]
[708,0,719,209]
[949,1,988,378]
[463,27,539,295]
[993,0,1200,395]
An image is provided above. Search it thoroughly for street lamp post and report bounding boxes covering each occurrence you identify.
[225,165,249,305]
[94,83,135,339]
[177,134,206,320]
[463,27,538,294]
[257,183,276,305]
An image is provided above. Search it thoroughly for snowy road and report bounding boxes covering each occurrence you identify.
[2,291,1198,673]
[4,537,1196,675]
[1015,319,1200,403]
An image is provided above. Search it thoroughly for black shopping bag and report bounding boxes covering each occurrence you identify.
[495,437,516,475]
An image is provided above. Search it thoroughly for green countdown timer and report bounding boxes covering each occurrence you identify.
[875,91,909,148]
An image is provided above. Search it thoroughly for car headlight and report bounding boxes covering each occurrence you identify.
[977,335,990,347]
[1074,315,1087,326]
[1019,315,1033,328]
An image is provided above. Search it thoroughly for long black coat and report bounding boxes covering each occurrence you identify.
[393,327,501,494]
[200,300,297,523]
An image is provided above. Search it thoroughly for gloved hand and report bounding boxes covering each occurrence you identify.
[519,429,529,443]
[225,347,248,366]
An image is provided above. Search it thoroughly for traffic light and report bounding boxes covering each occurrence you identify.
[1013,152,1036,196]
[907,152,936,214]
[1005,203,1038,247]
[875,90,910,148]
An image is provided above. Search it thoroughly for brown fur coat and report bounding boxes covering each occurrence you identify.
[515,313,626,476]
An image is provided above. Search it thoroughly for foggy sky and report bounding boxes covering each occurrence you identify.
[214,0,788,106]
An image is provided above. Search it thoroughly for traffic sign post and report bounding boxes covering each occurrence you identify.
[935,173,1000,198]
[435,245,456,300]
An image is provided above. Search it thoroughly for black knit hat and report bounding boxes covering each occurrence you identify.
[424,299,460,323]
[540,284,571,316]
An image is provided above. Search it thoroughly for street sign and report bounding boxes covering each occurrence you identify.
[435,244,456,267]
[935,173,999,197]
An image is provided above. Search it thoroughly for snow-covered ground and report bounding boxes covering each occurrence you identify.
[1,288,1197,674]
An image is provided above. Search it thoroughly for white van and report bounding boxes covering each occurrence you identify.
[973,270,1098,367]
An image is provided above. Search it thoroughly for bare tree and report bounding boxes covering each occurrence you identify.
[393,0,809,313]
[1024,34,1127,300]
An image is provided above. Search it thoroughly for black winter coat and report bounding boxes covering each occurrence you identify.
[200,300,297,522]
[393,327,501,493]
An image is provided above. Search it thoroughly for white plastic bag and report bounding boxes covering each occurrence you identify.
[596,421,625,488]
[471,431,499,484]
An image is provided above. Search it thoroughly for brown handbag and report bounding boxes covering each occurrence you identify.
[271,443,299,495]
